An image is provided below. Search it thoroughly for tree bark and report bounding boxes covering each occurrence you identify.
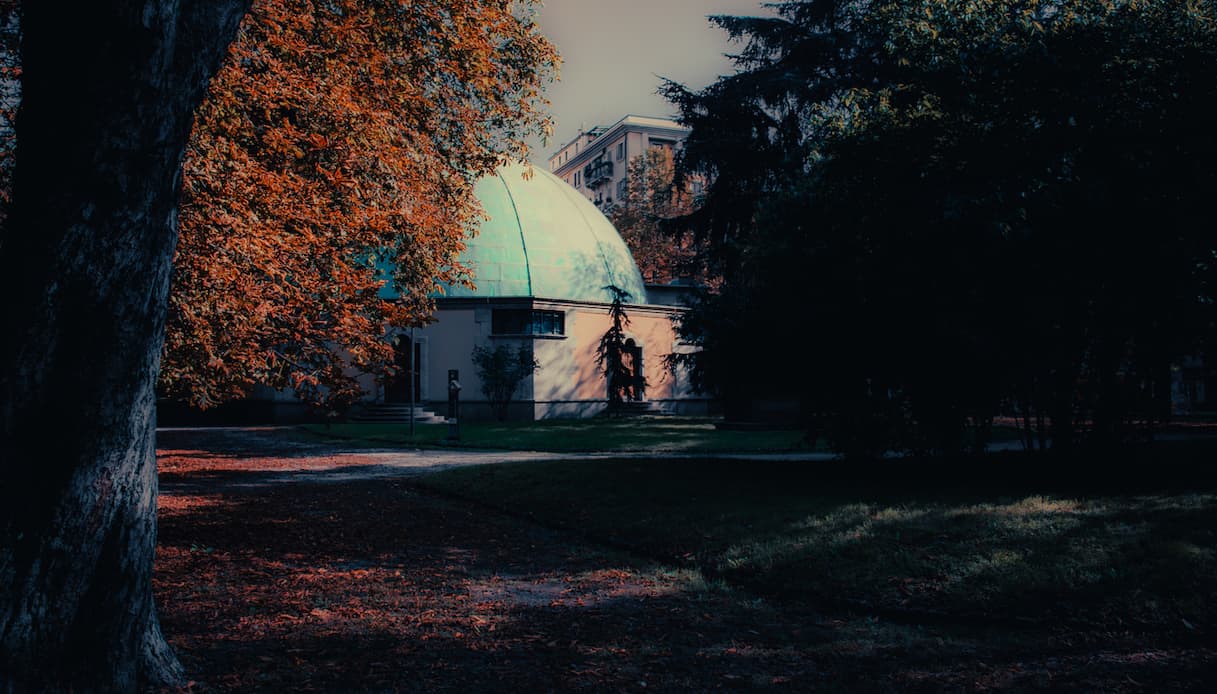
[0,1,248,689]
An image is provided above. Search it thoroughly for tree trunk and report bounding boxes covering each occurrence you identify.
[1049,365,1077,453]
[0,2,248,689]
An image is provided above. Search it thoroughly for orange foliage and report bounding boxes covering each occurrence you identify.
[609,148,707,286]
[161,0,557,410]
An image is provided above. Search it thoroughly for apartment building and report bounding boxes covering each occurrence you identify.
[548,115,690,210]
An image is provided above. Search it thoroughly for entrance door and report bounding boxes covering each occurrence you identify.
[385,336,421,403]
[624,338,645,401]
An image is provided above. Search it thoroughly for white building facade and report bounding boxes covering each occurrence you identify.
[548,115,690,211]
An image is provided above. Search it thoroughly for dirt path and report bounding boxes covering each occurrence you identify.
[154,427,1216,691]
[157,426,836,489]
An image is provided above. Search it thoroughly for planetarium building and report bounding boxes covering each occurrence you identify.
[373,163,706,421]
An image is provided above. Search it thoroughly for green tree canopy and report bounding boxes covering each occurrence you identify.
[668,0,1217,454]
[471,343,539,422]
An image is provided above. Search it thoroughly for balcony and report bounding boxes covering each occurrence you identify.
[582,160,614,188]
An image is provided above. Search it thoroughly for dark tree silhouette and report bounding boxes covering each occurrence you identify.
[0,1,250,688]
[667,0,1217,455]
[597,285,645,413]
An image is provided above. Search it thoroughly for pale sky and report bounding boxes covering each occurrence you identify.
[527,0,775,163]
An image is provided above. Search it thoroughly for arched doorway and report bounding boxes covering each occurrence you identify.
[385,334,421,403]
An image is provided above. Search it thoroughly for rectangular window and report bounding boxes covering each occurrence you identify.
[616,141,625,160]
[492,309,565,336]
[649,138,674,152]
[617,177,628,199]
[574,171,581,187]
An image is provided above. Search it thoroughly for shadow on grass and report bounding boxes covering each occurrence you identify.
[157,476,837,690]
[419,444,1217,634]
[157,475,1217,691]
[722,492,1217,630]
[158,427,364,461]
[302,417,817,454]
[159,463,452,494]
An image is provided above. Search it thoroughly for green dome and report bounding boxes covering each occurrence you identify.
[440,163,648,304]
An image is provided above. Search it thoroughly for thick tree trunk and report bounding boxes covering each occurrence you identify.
[0,2,248,689]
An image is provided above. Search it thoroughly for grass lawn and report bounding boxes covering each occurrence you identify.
[155,428,1217,689]
[419,450,1217,631]
[301,417,817,453]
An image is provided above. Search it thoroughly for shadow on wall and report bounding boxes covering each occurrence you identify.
[536,401,608,419]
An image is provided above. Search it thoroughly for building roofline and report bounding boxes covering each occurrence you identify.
[552,127,690,180]
[434,295,685,316]
[547,114,689,163]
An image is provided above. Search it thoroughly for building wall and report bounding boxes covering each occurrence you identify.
[412,306,531,419]
[165,298,710,425]
[415,299,710,421]
[420,308,481,402]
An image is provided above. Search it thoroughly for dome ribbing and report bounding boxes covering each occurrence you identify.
[440,163,648,304]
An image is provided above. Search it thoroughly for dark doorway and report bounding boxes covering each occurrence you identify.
[385,336,421,403]
[624,338,645,401]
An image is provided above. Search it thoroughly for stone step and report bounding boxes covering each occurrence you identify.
[350,417,448,424]
[350,403,448,423]
[353,406,444,414]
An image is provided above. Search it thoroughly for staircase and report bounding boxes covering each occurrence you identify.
[349,403,448,424]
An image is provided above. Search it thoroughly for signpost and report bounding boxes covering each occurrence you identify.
[447,369,461,441]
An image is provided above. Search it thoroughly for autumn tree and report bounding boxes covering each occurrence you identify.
[161,0,557,411]
[609,147,703,285]
[0,1,250,688]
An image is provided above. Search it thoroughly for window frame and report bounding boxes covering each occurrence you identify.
[491,309,566,337]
